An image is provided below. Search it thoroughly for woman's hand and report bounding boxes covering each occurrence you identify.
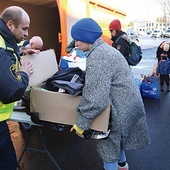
[70,125,84,138]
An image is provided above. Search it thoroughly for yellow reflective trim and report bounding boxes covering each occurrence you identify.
[0,35,18,121]
[6,47,14,51]
[0,35,6,48]
[17,40,25,47]
[0,102,14,121]
[0,35,16,121]
[13,53,19,72]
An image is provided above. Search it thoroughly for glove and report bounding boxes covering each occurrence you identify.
[73,124,84,134]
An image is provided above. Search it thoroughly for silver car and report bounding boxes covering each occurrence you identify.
[126,30,138,40]
[151,30,162,38]
[163,29,170,38]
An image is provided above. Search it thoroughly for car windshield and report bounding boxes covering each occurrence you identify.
[153,30,159,33]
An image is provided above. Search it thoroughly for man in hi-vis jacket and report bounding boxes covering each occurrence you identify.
[0,6,33,169]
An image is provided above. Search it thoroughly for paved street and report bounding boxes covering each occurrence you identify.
[9,37,170,170]
[139,35,165,50]
[132,36,167,78]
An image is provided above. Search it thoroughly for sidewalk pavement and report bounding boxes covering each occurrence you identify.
[9,47,170,170]
[128,47,170,170]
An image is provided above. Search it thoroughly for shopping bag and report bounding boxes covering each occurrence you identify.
[141,75,160,99]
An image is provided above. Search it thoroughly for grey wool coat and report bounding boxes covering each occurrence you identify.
[76,38,150,162]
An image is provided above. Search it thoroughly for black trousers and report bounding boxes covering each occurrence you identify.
[0,121,17,170]
[160,74,169,86]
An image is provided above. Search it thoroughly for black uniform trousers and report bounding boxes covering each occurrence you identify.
[0,121,17,170]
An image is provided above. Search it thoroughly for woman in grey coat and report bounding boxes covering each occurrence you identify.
[70,18,150,170]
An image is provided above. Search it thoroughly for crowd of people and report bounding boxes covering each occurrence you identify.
[4,5,170,170]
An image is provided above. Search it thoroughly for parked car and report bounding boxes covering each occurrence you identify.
[126,30,138,40]
[151,30,162,38]
[163,29,170,38]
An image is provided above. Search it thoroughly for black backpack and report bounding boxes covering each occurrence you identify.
[116,35,142,66]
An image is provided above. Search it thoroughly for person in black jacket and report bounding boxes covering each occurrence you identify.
[109,19,130,64]
[156,52,170,92]
[156,41,170,62]
[0,6,33,170]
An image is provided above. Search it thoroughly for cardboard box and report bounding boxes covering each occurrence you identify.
[20,49,58,86]
[22,49,110,132]
[30,89,110,132]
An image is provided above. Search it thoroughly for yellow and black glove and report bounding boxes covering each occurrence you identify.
[73,124,84,134]
[72,124,96,140]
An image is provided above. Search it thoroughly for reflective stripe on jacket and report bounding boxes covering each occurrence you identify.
[0,35,15,121]
[0,35,6,48]
[0,19,29,121]
[0,102,14,121]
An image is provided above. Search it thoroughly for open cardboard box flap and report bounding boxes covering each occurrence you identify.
[22,49,110,132]
[20,49,58,86]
